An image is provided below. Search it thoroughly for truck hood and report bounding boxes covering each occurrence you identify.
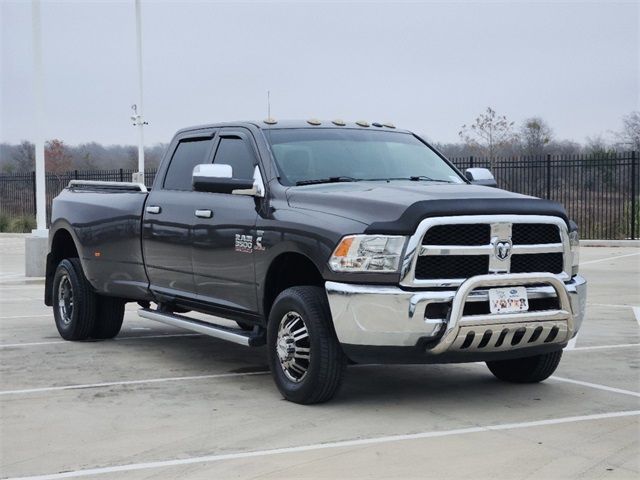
[286,181,569,234]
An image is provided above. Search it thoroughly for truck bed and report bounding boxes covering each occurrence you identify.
[50,181,151,301]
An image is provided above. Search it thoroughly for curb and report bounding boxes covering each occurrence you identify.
[0,277,45,286]
[581,240,640,248]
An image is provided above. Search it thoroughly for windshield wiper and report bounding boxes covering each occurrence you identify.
[368,176,456,183]
[296,176,360,186]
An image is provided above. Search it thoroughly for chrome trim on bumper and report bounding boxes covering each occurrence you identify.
[325,274,586,352]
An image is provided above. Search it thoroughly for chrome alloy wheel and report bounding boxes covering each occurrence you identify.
[276,311,311,382]
[57,273,74,325]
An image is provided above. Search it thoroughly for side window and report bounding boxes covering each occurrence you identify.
[163,138,213,190]
[213,137,256,179]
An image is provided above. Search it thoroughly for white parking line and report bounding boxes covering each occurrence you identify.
[0,333,201,349]
[580,252,640,265]
[568,343,640,351]
[0,314,51,320]
[550,376,640,398]
[7,410,639,480]
[0,371,269,396]
[587,303,633,309]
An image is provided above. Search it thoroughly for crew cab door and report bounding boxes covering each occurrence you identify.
[191,129,259,313]
[142,130,217,300]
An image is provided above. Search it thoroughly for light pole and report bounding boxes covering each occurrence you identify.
[25,0,48,277]
[32,0,46,236]
[131,0,146,184]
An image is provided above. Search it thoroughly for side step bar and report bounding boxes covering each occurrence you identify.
[138,308,265,347]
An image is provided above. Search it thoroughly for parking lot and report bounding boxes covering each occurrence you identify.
[0,234,638,479]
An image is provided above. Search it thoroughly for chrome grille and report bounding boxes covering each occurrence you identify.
[400,215,570,288]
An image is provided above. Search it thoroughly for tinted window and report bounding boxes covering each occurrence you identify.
[163,138,213,190]
[213,138,255,179]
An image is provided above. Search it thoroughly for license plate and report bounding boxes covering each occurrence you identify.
[488,287,529,314]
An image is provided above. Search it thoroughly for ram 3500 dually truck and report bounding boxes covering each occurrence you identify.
[45,120,586,404]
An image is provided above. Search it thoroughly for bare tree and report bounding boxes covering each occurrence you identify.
[11,140,35,172]
[519,117,553,156]
[615,111,640,150]
[459,107,516,168]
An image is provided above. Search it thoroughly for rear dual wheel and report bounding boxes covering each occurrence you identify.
[52,258,125,341]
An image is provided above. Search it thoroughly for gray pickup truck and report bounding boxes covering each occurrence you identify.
[45,120,586,404]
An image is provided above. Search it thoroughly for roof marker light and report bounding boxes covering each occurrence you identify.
[383,122,395,129]
[356,120,370,127]
[264,118,278,125]
[332,119,346,126]
[372,122,383,127]
[307,119,322,126]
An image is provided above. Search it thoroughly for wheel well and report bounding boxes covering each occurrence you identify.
[45,229,79,306]
[263,252,324,319]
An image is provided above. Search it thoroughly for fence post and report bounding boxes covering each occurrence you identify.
[546,154,551,199]
[632,151,637,240]
[119,168,124,182]
[469,156,474,168]
[31,171,37,216]
[74,170,78,180]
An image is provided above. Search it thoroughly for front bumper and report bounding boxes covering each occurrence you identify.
[326,274,587,363]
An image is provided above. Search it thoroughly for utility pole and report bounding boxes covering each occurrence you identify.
[26,0,48,277]
[131,0,147,184]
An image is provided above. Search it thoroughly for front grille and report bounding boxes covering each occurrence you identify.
[422,224,490,246]
[512,224,560,244]
[415,255,489,279]
[511,253,563,274]
[411,219,567,283]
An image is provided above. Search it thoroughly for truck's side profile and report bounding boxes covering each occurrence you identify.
[45,120,587,404]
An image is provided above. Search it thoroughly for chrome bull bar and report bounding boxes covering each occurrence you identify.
[428,272,574,355]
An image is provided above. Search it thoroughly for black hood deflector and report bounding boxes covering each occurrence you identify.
[364,198,569,235]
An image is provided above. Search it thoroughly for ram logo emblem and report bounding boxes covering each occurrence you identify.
[494,240,512,261]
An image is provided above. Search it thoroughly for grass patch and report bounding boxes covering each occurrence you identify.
[0,215,37,233]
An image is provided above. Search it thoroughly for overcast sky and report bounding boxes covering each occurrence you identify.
[1,0,638,146]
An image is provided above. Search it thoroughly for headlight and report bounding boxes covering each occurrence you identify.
[569,222,580,276]
[329,235,407,273]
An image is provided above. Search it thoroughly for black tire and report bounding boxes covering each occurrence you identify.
[267,286,346,404]
[52,258,96,341]
[486,350,563,383]
[91,295,125,339]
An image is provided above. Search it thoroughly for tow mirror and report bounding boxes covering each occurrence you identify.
[465,168,497,188]
[192,164,264,196]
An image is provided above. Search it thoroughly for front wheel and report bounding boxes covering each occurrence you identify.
[267,286,346,404]
[486,350,563,383]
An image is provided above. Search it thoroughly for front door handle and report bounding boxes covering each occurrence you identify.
[195,209,213,219]
[146,205,161,214]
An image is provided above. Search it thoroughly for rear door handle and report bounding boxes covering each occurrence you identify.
[146,205,161,214]
[195,209,213,219]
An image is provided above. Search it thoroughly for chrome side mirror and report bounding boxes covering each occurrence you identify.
[192,164,264,197]
[465,168,497,188]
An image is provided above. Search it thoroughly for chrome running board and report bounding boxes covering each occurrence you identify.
[137,308,264,347]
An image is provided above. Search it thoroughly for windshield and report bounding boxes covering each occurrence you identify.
[264,128,465,186]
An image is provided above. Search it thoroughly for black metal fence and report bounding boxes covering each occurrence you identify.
[0,153,638,239]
